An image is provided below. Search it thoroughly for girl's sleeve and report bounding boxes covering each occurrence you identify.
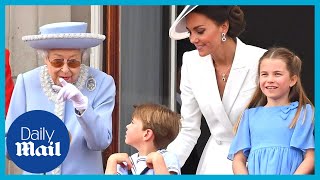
[228,109,251,160]
[290,104,314,153]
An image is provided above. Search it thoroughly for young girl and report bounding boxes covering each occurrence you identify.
[228,47,314,174]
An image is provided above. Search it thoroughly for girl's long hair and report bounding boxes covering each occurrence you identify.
[233,47,314,133]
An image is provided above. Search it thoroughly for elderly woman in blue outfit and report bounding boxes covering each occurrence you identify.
[5,22,116,174]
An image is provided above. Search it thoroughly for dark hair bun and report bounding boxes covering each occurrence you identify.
[228,6,246,38]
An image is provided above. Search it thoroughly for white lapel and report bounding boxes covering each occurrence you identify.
[200,55,221,107]
[223,39,249,114]
[193,55,234,131]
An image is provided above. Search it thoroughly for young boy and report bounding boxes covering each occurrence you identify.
[105,103,181,175]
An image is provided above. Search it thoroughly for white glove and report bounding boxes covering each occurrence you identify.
[52,78,88,110]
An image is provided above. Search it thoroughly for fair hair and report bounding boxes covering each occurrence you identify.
[37,48,90,63]
[234,47,314,133]
[132,103,181,149]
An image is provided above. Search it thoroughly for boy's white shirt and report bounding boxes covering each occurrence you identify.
[116,149,181,175]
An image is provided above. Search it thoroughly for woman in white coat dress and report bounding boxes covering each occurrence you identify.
[5,22,116,174]
[167,6,266,174]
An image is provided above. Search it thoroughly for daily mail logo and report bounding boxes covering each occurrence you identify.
[6,110,70,174]
[16,127,61,157]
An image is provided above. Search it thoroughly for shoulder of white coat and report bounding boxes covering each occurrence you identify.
[237,38,267,58]
[238,38,266,55]
[182,49,202,63]
[235,39,267,71]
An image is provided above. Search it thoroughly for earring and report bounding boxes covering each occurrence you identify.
[221,33,226,42]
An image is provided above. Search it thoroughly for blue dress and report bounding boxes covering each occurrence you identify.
[228,101,314,174]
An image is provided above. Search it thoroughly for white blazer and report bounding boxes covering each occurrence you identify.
[167,38,266,174]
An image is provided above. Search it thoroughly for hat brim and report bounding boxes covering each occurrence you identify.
[169,5,198,40]
[22,33,105,49]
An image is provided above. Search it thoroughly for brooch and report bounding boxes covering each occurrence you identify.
[86,76,96,91]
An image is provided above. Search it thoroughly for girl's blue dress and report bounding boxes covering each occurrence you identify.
[228,101,314,174]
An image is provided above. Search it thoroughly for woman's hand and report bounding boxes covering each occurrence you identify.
[52,78,88,110]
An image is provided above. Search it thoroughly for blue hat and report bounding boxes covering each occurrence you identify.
[169,5,198,40]
[22,22,105,49]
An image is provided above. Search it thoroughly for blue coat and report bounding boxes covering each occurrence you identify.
[6,65,116,174]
